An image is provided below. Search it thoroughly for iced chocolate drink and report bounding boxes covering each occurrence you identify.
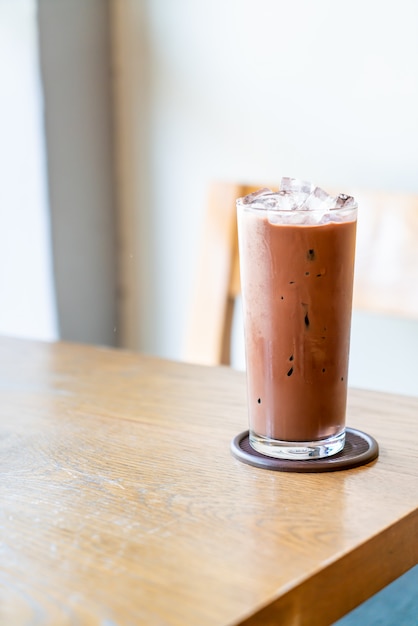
[237,178,357,459]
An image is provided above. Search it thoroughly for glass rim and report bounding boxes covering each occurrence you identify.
[236,197,358,214]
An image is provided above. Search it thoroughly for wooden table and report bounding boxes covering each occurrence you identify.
[1,337,417,625]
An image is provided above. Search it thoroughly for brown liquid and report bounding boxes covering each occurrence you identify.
[238,212,357,442]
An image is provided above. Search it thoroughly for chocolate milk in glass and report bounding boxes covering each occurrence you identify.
[237,178,357,459]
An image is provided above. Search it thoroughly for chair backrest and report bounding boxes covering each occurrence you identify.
[184,182,418,366]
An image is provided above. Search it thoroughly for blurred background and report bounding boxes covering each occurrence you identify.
[1,0,417,395]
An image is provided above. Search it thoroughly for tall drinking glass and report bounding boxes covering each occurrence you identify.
[237,181,357,460]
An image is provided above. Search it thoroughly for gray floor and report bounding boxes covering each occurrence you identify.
[334,565,418,625]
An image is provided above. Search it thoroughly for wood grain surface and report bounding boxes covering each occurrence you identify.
[0,337,417,625]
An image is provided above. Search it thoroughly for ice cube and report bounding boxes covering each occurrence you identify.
[274,191,300,211]
[271,208,307,225]
[279,177,314,210]
[301,186,337,212]
[243,180,356,225]
[306,210,332,225]
[280,177,314,195]
[266,192,296,223]
[251,194,282,211]
[241,187,273,205]
[267,209,284,225]
[334,193,356,209]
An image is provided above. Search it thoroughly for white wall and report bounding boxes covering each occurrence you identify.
[1,1,117,347]
[143,0,418,347]
[38,0,118,346]
[113,0,418,394]
[0,0,57,341]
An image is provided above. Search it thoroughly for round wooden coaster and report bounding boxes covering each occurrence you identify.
[231,428,379,473]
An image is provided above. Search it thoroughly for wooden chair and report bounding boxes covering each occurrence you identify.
[183,182,418,366]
